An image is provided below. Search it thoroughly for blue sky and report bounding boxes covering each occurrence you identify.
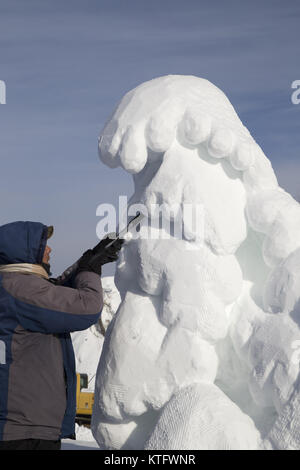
[0,0,299,276]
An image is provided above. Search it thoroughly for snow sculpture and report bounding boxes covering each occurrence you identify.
[91,75,300,450]
[72,277,121,390]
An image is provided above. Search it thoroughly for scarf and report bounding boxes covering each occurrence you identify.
[0,263,49,280]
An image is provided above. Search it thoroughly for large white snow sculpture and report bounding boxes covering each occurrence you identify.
[91,75,300,450]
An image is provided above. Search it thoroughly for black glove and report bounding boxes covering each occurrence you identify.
[77,234,124,276]
[91,232,124,257]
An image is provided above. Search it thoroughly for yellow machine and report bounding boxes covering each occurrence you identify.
[76,373,94,425]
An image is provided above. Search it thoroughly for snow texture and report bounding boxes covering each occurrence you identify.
[72,277,121,390]
[62,424,100,450]
[91,75,300,450]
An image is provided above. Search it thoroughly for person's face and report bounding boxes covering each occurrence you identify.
[42,245,52,264]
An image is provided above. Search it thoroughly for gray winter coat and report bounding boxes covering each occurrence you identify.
[0,221,103,441]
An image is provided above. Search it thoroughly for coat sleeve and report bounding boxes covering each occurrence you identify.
[4,271,103,334]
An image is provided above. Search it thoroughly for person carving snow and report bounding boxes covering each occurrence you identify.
[0,221,123,451]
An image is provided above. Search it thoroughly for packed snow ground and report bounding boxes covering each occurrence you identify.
[62,424,100,450]
[89,75,300,450]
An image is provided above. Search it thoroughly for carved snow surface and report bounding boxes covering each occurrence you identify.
[92,75,300,450]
